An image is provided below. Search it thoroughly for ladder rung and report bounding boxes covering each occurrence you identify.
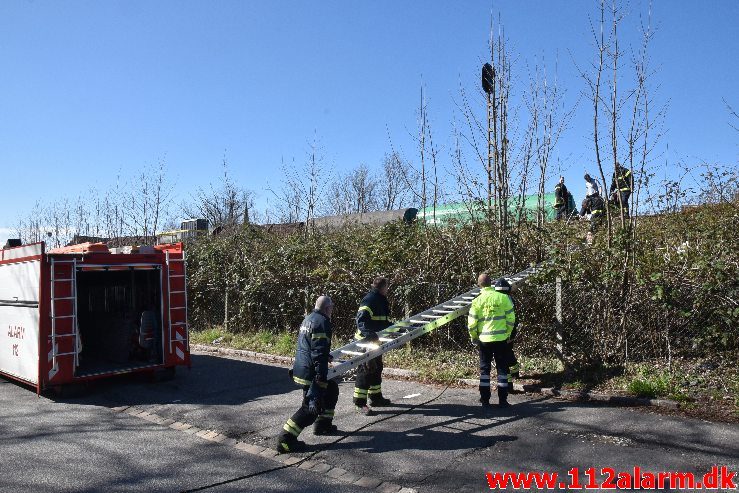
[169,291,185,295]
[432,310,453,314]
[52,315,75,319]
[341,350,363,356]
[356,343,379,349]
[378,337,394,342]
[421,314,442,319]
[461,296,475,300]
[171,322,187,326]
[53,278,74,282]
[409,320,427,324]
[52,333,78,338]
[52,351,76,356]
[53,297,75,301]
[169,275,185,278]
[170,306,186,310]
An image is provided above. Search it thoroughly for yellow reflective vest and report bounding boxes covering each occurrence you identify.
[467,287,516,342]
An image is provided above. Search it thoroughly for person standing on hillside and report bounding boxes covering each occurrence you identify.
[554,177,570,221]
[609,163,634,217]
[468,273,516,408]
[276,296,340,453]
[584,173,600,199]
[580,192,606,233]
[353,277,393,415]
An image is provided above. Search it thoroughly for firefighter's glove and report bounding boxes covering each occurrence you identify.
[307,396,324,416]
[364,332,380,343]
[307,379,326,416]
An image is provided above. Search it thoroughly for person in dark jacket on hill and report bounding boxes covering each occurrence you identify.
[609,163,634,217]
[554,176,570,221]
[353,277,393,415]
[580,193,606,233]
[276,296,339,453]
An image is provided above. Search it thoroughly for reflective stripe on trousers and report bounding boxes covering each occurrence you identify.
[283,418,302,437]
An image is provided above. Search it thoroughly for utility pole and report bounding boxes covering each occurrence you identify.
[482,63,495,215]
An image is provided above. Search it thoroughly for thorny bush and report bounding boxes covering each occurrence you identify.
[186,203,738,366]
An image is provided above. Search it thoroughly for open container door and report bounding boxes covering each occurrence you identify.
[0,243,44,392]
[73,262,165,378]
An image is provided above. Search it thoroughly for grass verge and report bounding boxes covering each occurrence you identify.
[190,327,737,420]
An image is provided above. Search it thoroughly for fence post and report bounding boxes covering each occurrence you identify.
[555,276,565,367]
[224,289,229,331]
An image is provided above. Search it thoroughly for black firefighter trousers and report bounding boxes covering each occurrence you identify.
[478,341,510,404]
[280,380,339,440]
[353,356,384,406]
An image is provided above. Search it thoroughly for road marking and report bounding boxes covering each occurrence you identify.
[402,393,421,399]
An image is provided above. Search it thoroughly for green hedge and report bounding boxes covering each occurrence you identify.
[186,203,738,365]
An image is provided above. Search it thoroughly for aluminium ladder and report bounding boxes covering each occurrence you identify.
[49,257,80,380]
[327,263,543,380]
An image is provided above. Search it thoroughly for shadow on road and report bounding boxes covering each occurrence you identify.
[324,397,563,454]
[45,353,295,408]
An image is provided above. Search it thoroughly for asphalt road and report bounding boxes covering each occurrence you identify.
[1,352,737,492]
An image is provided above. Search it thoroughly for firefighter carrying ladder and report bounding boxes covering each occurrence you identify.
[327,263,543,380]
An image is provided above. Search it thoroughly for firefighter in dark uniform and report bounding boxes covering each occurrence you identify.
[468,274,516,408]
[554,176,570,221]
[353,277,393,415]
[609,163,634,217]
[277,296,339,453]
[580,192,606,233]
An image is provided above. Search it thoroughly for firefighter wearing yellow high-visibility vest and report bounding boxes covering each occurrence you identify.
[353,277,393,415]
[468,274,516,408]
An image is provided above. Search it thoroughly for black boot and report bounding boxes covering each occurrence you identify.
[369,395,392,407]
[276,433,306,453]
[313,419,338,436]
[497,388,510,408]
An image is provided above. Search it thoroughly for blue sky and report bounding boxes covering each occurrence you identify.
[1,1,737,241]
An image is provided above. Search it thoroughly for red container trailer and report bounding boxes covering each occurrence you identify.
[0,241,190,394]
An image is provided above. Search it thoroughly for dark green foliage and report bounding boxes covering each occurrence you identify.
[186,203,738,364]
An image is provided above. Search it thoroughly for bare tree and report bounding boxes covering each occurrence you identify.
[326,163,378,215]
[378,152,416,210]
[184,157,253,231]
[269,138,326,232]
[724,98,739,133]
[126,158,174,242]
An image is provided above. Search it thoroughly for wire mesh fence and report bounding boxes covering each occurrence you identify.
[187,275,726,368]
